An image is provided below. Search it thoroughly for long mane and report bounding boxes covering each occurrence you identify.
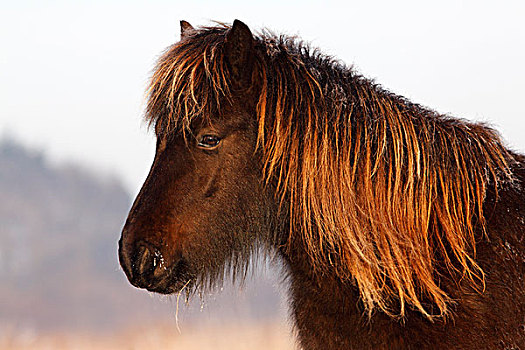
[146,24,515,318]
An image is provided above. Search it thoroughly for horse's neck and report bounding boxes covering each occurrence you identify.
[280,155,525,350]
[282,244,414,349]
[282,247,511,349]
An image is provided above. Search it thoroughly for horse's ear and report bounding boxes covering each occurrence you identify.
[224,19,255,90]
[180,20,194,39]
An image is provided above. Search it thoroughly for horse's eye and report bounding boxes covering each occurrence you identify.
[197,135,221,149]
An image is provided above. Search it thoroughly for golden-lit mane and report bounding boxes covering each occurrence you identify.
[145,24,514,319]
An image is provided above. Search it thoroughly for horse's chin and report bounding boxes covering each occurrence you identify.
[144,278,192,295]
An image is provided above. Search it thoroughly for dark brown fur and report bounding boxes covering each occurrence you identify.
[119,20,525,349]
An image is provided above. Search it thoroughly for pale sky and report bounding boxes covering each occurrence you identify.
[1,0,524,195]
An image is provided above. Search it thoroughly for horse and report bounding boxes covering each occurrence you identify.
[118,20,525,349]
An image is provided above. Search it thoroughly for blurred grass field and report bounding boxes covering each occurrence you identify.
[0,321,295,350]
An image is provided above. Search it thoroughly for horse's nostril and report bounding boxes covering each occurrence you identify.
[135,245,154,277]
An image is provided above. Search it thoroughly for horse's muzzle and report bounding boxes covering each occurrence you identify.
[118,239,182,294]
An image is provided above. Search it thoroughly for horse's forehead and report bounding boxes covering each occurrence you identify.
[195,100,254,128]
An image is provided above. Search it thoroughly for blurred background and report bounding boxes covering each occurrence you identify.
[0,0,524,349]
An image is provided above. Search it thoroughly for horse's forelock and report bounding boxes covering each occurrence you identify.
[145,26,231,137]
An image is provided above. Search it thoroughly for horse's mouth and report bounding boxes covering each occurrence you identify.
[129,257,191,294]
[139,258,193,295]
